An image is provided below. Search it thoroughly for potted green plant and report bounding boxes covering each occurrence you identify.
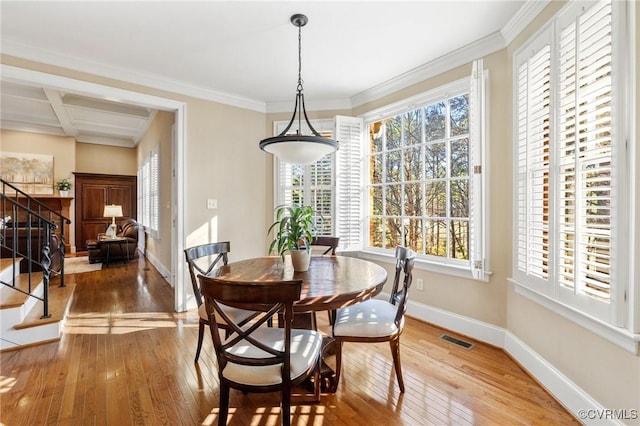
[56,177,72,197]
[267,204,317,272]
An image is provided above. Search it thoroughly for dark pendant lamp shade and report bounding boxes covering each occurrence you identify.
[259,14,339,165]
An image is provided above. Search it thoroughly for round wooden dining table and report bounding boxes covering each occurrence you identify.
[212,255,389,313]
[211,255,388,393]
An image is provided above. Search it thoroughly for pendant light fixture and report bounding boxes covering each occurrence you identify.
[259,14,339,165]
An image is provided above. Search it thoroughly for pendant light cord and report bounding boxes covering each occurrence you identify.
[296,23,304,136]
[297,22,304,92]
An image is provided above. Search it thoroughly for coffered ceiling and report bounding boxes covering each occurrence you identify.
[1,80,156,147]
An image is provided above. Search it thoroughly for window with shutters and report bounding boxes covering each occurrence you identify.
[274,117,364,251]
[513,0,635,333]
[361,69,487,279]
[274,120,336,236]
[138,144,160,238]
[272,67,487,279]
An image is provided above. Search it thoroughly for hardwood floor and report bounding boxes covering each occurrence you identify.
[0,256,579,425]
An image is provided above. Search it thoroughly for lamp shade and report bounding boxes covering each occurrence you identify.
[260,135,337,165]
[103,205,123,218]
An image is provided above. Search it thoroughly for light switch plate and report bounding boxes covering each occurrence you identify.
[207,199,218,209]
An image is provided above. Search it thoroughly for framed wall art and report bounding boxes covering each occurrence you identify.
[0,152,54,194]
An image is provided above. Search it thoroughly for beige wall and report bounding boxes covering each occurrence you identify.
[185,98,267,260]
[1,129,76,187]
[136,110,174,273]
[76,142,137,175]
[1,129,77,245]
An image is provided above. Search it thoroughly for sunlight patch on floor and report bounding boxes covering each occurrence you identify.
[62,256,102,274]
[0,376,16,394]
[64,311,191,334]
[202,403,328,425]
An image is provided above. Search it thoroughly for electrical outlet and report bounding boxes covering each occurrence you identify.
[416,278,424,291]
[207,199,218,209]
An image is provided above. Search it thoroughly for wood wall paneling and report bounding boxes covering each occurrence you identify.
[74,173,136,250]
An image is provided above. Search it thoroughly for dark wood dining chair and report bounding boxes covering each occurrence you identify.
[310,236,340,324]
[310,236,340,255]
[183,241,259,363]
[331,246,416,392]
[199,275,323,426]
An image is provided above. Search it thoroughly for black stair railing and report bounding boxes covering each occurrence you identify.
[1,179,71,319]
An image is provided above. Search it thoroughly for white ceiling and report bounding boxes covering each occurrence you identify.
[0,1,539,147]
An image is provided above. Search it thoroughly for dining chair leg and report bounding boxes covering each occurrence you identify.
[334,341,343,390]
[390,338,405,392]
[281,385,291,426]
[218,383,230,426]
[313,361,321,402]
[195,320,205,363]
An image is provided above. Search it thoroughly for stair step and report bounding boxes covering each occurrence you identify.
[0,272,44,309]
[0,257,19,269]
[14,281,76,330]
[0,257,23,283]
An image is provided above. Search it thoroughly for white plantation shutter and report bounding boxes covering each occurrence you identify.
[556,0,613,314]
[513,0,629,325]
[138,144,160,238]
[469,59,486,280]
[150,145,159,234]
[515,30,552,288]
[335,115,364,251]
[310,155,333,234]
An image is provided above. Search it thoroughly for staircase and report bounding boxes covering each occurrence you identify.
[1,180,72,351]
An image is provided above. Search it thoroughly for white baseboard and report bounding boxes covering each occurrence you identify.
[406,300,505,347]
[405,299,618,425]
[143,251,172,286]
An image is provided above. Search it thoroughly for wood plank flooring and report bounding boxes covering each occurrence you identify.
[0,256,579,425]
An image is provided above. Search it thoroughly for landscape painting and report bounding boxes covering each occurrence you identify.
[0,152,54,194]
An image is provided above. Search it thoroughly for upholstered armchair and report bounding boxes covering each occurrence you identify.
[86,218,140,264]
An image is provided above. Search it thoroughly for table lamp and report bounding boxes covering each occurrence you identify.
[103,204,123,238]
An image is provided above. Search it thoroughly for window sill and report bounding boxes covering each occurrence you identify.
[509,278,640,354]
[346,250,492,282]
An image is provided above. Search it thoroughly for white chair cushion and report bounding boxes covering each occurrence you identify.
[333,299,403,338]
[221,327,322,386]
[198,303,256,325]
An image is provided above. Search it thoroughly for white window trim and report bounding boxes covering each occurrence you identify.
[356,248,493,281]
[360,74,490,281]
[510,0,639,353]
[511,278,639,354]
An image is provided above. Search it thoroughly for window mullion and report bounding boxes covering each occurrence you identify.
[382,122,387,248]
[445,99,452,259]
[421,108,427,256]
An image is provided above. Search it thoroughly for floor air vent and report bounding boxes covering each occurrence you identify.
[440,334,474,350]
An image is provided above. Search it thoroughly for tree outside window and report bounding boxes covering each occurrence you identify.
[367,94,470,262]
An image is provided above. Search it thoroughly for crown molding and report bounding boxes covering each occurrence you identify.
[351,31,505,108]
[501,0,551,45]
[2,39,267,113]
[350,0,551,109]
